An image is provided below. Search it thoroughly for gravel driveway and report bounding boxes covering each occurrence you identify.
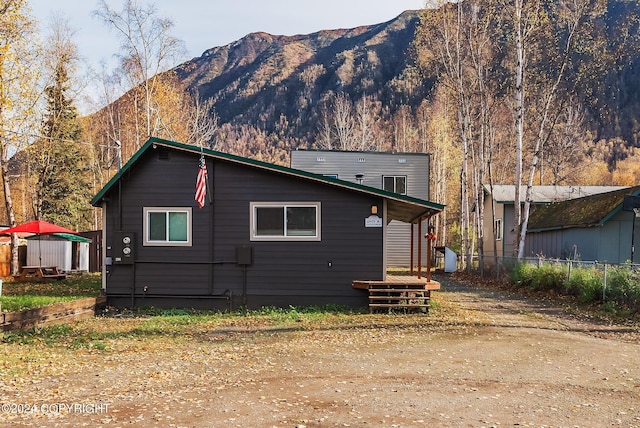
[2,274,640,427]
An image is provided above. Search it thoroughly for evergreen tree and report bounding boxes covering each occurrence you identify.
[31,55,92,230]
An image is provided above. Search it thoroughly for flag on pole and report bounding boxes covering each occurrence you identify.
[195,153,208,208]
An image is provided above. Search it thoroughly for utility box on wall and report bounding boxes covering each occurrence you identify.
[236,246,253,265]
[113,231,135,264]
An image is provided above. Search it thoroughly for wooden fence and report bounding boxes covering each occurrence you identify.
[0,245,22,277]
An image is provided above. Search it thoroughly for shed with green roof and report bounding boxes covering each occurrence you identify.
[525,186,640,263]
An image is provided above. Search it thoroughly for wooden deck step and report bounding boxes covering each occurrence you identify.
[352,275,440,313]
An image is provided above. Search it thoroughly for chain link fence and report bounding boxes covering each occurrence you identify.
[445,254,640,311]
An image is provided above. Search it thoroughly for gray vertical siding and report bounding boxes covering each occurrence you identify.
[524,210,640,264]
[290,150,430,198]
[103,149,383,309]
[291,150,432,266]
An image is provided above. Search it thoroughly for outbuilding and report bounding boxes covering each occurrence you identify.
[91,137,444,310]
[524,186,640,263]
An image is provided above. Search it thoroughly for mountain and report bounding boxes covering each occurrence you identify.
[172,6,640,155]
[175,10,428,146]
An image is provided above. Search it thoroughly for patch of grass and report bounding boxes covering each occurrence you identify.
[0,304,376,351]
[2,323,74,345]
[0,274,101,312]
[0,295,89,312]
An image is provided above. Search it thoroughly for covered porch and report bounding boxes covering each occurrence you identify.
[354,197,443,312]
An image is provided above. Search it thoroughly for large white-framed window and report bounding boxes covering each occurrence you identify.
[382,175,407,195]
[250,202,321,241]
[143,207,192,246]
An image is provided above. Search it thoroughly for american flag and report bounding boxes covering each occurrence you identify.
[195,153,208,208]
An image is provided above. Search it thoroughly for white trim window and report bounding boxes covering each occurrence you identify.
[382,175,407,195]
[495,218,503,241]
[143,207,192,246]
[250,202,321,241]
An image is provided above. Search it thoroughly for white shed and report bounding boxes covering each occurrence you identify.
[26,233,91,272]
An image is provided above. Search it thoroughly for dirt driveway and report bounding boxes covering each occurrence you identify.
[2,275,640,427]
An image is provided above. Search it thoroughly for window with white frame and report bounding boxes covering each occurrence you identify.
[143,207,192,246]
[382,175,407,195]
[495,218,503,241]
[250,202,321,241]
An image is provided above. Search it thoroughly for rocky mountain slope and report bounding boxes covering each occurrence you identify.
[175,10,428,145]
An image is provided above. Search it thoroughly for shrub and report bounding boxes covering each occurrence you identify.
[565,267,603,303]
[607,265,640,311]
[510,262,537,288]
[529,263,566,291]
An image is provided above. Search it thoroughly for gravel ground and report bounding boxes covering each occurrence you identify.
[1,274,640,427]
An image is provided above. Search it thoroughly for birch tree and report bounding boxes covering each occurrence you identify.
[515,0,608,258]
[93,0,186,150]
[416,1,472,267]
[0,0,41,274]
[333,92,356,150]
[416,0,505,267]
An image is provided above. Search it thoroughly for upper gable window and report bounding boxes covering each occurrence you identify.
[383,176,407,195]
[250,202,321,241]
[143,207,192,246]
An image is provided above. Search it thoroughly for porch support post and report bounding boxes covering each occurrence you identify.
[417,219,422,278]
[410,223,415,276]
[427,234,432,283]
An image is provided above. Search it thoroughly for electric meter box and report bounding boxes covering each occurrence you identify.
[113,231,135,264]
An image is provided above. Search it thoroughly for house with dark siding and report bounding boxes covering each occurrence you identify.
[91,137,444,310]
[524,186,640,263]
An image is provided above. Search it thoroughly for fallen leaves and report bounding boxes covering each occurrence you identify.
[2,278,640,426]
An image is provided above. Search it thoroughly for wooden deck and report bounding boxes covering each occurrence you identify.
[353,275,440,313]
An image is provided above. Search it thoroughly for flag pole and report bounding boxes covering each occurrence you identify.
[202,145,212,205]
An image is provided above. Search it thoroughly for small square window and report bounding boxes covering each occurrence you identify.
[382,176,407,195]
[144,207,192,246]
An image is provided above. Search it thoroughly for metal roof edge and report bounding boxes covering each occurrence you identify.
[597,186,640,226]
[291,148,431,156]
[528,223,602,233]
[91,137,445,212]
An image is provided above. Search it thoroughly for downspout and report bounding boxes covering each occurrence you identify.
[118,179,122,232]
[101,202,108,294]
[383,199,388,280]
[209,160,215,296]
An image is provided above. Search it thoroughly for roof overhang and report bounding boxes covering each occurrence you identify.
[91,137,445,223]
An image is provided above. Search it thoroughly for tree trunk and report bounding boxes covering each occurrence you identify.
[1,145,18,275]
[514,0,525,259]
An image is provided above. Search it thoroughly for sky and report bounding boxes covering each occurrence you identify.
[29,0,427,72]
